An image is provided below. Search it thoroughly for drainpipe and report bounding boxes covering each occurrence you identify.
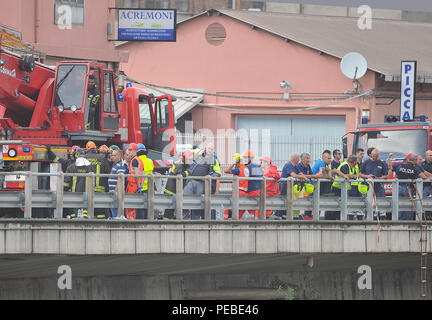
[232,0,236,9]
[34,0,39,44]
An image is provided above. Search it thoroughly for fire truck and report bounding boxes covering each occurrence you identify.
[343,116,431,194]
[0,40,176,192]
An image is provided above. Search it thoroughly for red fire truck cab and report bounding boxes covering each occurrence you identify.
[343,119,431,194]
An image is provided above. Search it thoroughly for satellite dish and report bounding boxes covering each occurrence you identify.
[340,52,368,80]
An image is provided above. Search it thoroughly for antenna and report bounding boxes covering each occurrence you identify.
[340,52,368,81]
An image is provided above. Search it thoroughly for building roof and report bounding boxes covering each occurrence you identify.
[144,87,204,121]
[214,9,432,82]
[119,9,432,82]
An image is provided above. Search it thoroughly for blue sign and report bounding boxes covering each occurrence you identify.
[118,9,176,41]
[400,61,417,122]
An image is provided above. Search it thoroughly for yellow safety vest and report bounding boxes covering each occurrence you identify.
[139,154,154,191]
[332,161,357,190]
[350,164,360,186]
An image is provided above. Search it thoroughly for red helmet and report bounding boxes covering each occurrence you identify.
[260,156,272,164]
[69,145,79,154]
[98,145,109,153]
[181,150,194,163]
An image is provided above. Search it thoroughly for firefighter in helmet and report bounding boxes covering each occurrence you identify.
[64,148,92,219]
[86,75,101,130]
[84,141,111,219]
[163,150,194,219]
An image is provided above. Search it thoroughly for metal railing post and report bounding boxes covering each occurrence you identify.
[87,172,95,218]
[313,179,320,221]
[341,180,348,221]
[24,172,32,218]
[416,178,424,220]
[55,172,64,219]
[259,177,267,220]
[117,173,125,218]
[366,183,373,221]
[204,176,211,220]
[286,179,294,220]
[392,179,399,221]
[176,175,183,220]
[147,174,155,220]
[232,176,240,220]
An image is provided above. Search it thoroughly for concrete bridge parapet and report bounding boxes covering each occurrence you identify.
[0,220,429,255]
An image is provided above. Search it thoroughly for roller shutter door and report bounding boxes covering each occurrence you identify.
[236,115,345,166]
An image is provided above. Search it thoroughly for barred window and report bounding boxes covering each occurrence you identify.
[54,0,85,26]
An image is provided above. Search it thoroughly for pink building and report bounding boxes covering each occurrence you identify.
[0,0,128,66]
[119,9,432,164]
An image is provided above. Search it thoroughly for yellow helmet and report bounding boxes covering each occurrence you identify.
[293,183,303,194]
[233,153,241,162]
[305,183,314,194]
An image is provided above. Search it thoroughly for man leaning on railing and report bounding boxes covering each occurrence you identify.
[358,148,392,220]
[391,153,430,220]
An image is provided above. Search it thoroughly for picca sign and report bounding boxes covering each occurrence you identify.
[400,61,417,122]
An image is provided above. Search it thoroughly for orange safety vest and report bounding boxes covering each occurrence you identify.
[238,164,249,193]
[224,165,250,220]
[125,156,144,220]
[126,156,144,194]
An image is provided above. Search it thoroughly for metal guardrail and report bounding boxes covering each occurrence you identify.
[0,171,431,221]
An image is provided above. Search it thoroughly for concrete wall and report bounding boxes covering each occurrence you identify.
[0,270,428,300]
[0,220,430,255]
[0,220,429,300]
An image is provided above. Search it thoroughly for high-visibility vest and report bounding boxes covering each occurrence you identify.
[331,161,357,190]
[126,156,144,193]
[350,164,360,186]
[85,152,106,192]
[238,164,249,193]
[164,163,190,195]
[139,154,154,191]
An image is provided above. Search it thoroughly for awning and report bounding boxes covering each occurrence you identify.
[172,93,204,121]
[145,88,204,122]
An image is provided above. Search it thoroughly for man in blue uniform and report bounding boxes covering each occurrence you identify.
[331,149,342,169]
[392,154,429,220]
[421,150,432,219]
[296,153,322,219]
[359,148,392,220]
[280,153,308,195]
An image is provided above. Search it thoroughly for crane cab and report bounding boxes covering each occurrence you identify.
[52,61,120,144]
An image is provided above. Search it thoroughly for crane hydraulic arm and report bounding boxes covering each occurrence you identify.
[0,46,55,127]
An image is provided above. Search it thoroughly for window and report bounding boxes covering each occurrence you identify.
[356,129,428,160]
[157,98,170,130]
[103,71,117,114]
[53,64,88,109]
[123,0,139,8]
[54,0,85,26]
[252,1,265,10]
[139,96,152,126]
[146,0,169,9]
[176,0,189,12]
